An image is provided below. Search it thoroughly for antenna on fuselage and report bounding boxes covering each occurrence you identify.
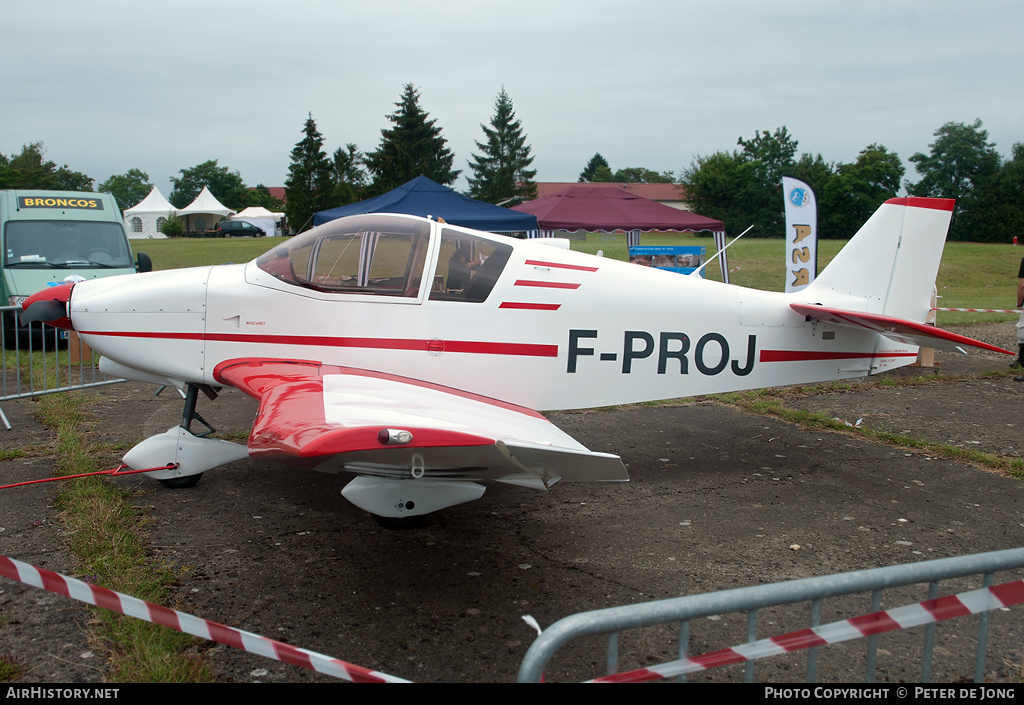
[689,225,754,279]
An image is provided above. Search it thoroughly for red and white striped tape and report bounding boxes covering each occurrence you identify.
[0,555,409,683]
[591,579,1024,682]
[932,307,1020,314]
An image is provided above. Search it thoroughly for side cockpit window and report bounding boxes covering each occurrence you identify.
[256,215,430,297]
[429,228,511,303]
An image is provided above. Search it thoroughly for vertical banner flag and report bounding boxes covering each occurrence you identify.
[782,177,817,293]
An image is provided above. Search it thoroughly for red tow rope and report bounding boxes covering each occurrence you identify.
[0,463,178,490]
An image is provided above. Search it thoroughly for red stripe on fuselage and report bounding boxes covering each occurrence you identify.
[514,280,581,290]
[499,302,561,310]
[524,259,599,272]
[760,350,917,363]
[78,330,559,358]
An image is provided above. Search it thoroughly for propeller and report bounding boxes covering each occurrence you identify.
[19,282,75,330]
[20,299,67,325]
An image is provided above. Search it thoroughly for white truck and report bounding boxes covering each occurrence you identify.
[1,189,151,344]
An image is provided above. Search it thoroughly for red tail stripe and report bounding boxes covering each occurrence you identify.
[884,197,955,212]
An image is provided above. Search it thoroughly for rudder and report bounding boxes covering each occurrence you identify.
[802,197,954,323]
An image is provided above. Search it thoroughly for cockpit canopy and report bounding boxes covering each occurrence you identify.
[257,214,430,297]
[256,214,512,303]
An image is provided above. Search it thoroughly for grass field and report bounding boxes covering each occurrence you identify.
[129,232,1023,325]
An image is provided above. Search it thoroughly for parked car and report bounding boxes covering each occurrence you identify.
[216,220,266,237]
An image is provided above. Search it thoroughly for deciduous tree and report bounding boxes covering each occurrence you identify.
[907,119,1002,241]
[244,184,285,211]
[612,167,675,183]
[0,142,93,191]
[737,127,798,190]
[980,142,1024,243]
[169,160,248,210]
[682,150,766,235]
[812,144,904,239]
[98,168,152,209]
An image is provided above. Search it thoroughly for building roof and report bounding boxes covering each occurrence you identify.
[534,182,688,201]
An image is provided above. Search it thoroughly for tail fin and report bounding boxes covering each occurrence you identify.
[803,197,954,322]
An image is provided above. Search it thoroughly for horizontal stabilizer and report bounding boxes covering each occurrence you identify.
[791,304,1014,355]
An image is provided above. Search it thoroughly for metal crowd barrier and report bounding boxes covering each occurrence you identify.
[518,547,1024,683]
[0,304,125,429]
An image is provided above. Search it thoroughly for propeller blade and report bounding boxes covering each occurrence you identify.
[20,300,67,325]
[20,282,75,330]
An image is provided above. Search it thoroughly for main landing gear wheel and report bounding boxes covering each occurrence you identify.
[158,473,204,489]
[372,514,425,530]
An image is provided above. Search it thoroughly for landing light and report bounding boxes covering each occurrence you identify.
[378,429,414,445]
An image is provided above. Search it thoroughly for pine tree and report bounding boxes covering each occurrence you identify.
[284,113,334,232]
[577,152,606,183]
[467,88,537,203]
[331,143,366,207]
[365,84,460,196]
[578,153,610,182]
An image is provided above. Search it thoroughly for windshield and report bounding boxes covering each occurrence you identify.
[256,215,431,297]
[4,220,134,268]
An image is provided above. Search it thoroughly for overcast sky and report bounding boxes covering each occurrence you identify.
[2,0,1021,201]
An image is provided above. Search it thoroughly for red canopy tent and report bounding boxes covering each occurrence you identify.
[511,186,724,234]
[512,186,731,282]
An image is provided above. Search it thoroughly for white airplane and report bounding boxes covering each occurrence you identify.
[22,197,1010,526]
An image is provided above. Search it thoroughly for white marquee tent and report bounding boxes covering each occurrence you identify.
[177,186,234,232]
[123,187,176,239]
[233,206,281,237]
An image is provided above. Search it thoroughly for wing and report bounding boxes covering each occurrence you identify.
[213,358,628,488]
[791,304,1014,355]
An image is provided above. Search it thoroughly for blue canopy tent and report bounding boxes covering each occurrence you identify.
[313,176,539,234]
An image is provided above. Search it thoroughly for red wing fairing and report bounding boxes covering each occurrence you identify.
[214,358,628,486]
